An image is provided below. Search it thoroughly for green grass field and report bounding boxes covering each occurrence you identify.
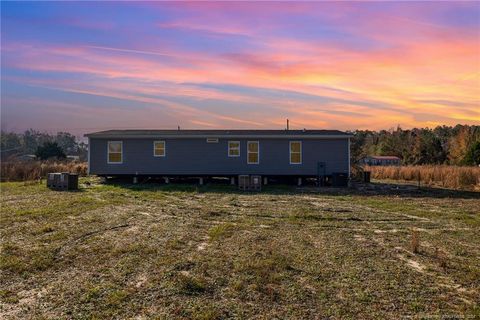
[1,178,479,319]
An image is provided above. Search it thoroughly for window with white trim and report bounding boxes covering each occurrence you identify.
[108,141,122,164]
[290,141,302,164]
[228,141,240,157]
[153,141,165,157]
[247,141,259,164]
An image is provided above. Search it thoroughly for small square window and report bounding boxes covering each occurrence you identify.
[228,141,240,157]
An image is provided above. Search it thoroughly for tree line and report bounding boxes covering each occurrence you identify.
[350,124,480,165]
[1,125,479,165]
[1,129,87,161]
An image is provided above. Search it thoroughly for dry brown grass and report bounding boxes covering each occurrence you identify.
[1,179,479,319]
[366,165,480,190]
[434,247,448,271]
[411,230,420,254]
[0,161,87,181]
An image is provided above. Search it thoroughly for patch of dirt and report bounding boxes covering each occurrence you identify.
[401,214,430,221]
[371,229,477,306]
[396,254,426,273]
[354,234,366,242]
[134,274,148,288]
[0,287,48,319]
[373,229,399,233]
[197,242,208,251]
[197,235,209,251]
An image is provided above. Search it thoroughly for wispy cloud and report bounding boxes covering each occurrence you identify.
[1,1,479,134]
[85,45,177,58]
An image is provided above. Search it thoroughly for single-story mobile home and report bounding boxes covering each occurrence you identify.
[85,129,352,184]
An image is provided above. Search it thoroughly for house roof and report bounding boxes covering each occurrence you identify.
[85,129,352,139]
[369,156,401,160]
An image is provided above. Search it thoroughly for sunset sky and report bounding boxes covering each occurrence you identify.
[1,1,479,136]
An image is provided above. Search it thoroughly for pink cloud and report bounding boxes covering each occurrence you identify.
[3,1,478,132]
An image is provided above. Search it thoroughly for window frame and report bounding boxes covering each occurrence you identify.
[153,140,166,157]
[107,141,123,164]
[289,141,302,165]
[228,141,240,157]
[247,141,259,164]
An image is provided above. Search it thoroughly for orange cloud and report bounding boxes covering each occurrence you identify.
[2,1,479,133]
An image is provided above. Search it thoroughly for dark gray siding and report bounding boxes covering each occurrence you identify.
[89,138,349,176]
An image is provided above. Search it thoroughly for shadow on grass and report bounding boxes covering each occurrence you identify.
[52,188,86,193]
[351,181,480,200]
[104,179,297,195]
[101,177,479,199]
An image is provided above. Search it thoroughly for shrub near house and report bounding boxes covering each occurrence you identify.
[0,161,87,182]
[35,142,66,160]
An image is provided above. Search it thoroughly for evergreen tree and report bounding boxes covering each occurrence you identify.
[35,142,66,160]
[463,140,480,165]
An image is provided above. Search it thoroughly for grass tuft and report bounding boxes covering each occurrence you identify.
[434,247,448,271]
[191,304,223,320]
[176,273,209,295]
[0,289,20,304]
[105,289,129,306]
[411,230,420,254]
[208,223,238,241]
[235,250,293,299]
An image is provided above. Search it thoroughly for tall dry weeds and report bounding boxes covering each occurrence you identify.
[366,165,480,190]
[411,230,420,254]
[0,160,87,181]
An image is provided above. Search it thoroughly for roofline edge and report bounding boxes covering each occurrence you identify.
[84,134,353,139]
